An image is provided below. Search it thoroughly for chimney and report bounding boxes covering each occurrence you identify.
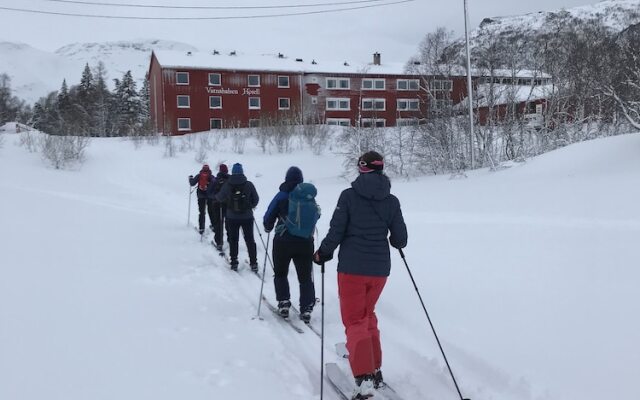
[373,52,381,66]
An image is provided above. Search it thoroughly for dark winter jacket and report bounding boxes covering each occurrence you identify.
[318,172,407,277]
[212,172,230,204]
[189,172,216,200]
[263,180,311,242]
[215,173,259,220]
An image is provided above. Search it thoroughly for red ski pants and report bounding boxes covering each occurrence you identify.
[337,272,388,377]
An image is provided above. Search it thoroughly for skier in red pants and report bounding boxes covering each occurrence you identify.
[314,151,407,400]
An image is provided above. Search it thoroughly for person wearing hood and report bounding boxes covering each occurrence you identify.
[313,151,407,400]
[215,163,259,270]
[263,166,316,323]
[189,164,216,235]
[211,163,230,252]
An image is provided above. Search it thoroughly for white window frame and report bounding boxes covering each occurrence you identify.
[326,97,350,111]
[209,96,222,109]
[248,97,261,110]
[248,75,260,87]
[397,99,420,111]
[362,78,385,90]
[360,118,386,128]
[397,118,420,127]
[326,77,350,90]
[177,95,190,108]
[210,118,222,130]
[397,79,420,91]
[177,118,191,131]
[431,98,453,110]
[278,75,290,88]
[208,73,221,86]
[176,72,189,85]
[430,79,453,91]
[362,98,386,111]
[326,118,351,126]
[278,97,290,110]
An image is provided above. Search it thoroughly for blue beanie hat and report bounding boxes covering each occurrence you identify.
[285,166,303,184]
[232,163,243,175]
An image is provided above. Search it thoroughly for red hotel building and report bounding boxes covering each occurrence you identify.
[148,50,473,135]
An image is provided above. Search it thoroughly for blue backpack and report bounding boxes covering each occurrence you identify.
[280,183,320,238]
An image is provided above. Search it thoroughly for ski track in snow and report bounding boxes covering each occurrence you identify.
[1,128,639,400]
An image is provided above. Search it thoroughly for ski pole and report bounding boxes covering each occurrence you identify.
[187,185,195,227]
[398,248,470,400]
[254,232,270,320]
[320,261,326,400]
[254,219,275,272]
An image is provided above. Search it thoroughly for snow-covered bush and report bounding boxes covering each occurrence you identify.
[39,133,90,169]
[163,135,176,158]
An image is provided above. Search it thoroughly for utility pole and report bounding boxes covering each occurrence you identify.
[464,0,475,169]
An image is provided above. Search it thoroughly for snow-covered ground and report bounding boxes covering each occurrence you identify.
[0,126,638,400]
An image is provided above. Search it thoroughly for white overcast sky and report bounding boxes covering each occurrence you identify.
[0,0,599,63]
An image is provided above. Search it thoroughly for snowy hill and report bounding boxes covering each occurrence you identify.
[0,39,196,105]
[444,0,640,66]
[472,0,640,39]
[0,127,638,400]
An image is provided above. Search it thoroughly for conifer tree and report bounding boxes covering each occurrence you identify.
[114,71,141,136]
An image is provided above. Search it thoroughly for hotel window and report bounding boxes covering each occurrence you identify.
[362,98,386,111]
[278,76,290,88]
[248,75,260,87]
[209,96,222,109]
[249,97,261,110]
[177,95,190,108]
[397,118,420,127]
[176,72,189,85]
[279,98,290,110]
[430,80,453,91]
[397,99,420,111]
[326,118,351,126]
[362,79,385,90]
[326,77,350,90]
[177,118,191,131]
[432,99,453,110]
[249,119,260,128]
[326,98,350,110]
[361,118,386,128]
[208,73,221,86]
[210,119,222,129]
[397,79,420,91]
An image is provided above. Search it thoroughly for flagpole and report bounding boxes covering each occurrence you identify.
[464,0,475,169]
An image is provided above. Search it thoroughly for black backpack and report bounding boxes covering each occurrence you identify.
[229,183,251,212]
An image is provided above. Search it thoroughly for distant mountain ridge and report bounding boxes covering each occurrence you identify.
[0,39,197,105]
[2,1,640,104]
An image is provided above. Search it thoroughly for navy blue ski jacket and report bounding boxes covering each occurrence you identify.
[215,173,259,220]
[318,172,407,277]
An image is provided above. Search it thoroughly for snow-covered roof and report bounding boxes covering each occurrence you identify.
[411,64,551,79]
[153,50,416,76]
[456,83,555,108]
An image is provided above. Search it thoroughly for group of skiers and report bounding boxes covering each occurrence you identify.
[189,151,408,400]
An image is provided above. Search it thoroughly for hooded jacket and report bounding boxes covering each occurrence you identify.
[263,167,311,242]
[318,172,407,276]
[215,173,259,220]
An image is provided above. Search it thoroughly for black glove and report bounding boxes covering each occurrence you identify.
[313,250,332,265]
[263,225,272,233]
[189,175,193,181]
